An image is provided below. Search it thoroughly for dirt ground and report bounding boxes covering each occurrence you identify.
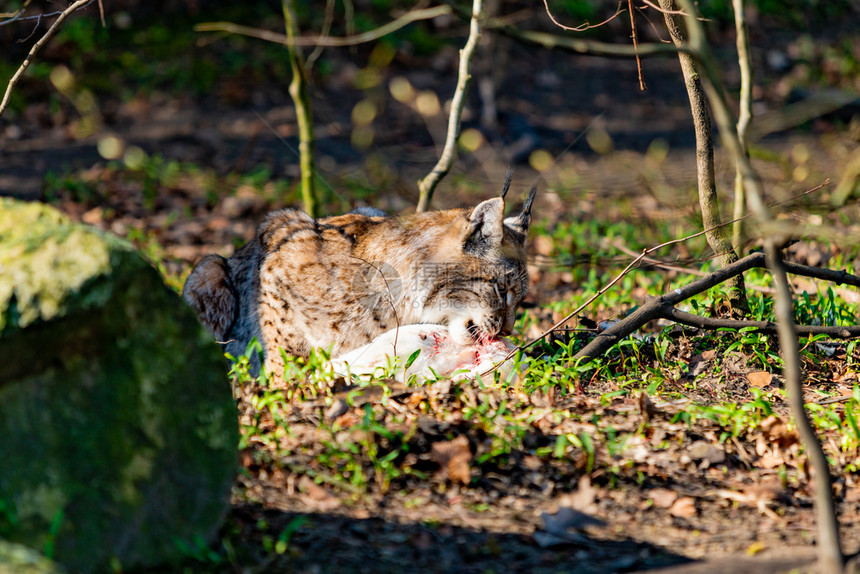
[3,5,860,572]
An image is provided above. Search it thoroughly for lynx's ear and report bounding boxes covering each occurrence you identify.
[183,254,238,341]
[463,197,505,255]
[503,184,537,246]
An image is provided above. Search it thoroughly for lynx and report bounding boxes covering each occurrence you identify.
[183,180,536,379]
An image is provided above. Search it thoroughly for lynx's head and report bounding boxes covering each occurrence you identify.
[421,178,536,345]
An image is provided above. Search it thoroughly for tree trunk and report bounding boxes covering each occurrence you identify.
[658,0,749,318]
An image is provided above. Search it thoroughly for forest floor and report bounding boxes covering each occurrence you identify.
[2,4,860,572]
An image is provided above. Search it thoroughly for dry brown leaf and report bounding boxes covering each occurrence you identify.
[755,436,768,457]
[669,496,697,518]
[687,350,716,378]
[744,480,784,503]
[639,392,664,423]
[239,449,255,469]
[649,488,679,508]
[746,371,773,388]
[570,475,598,513]
[298,475,331,500]
[759,452,786,469]
[298,475,341,511]
[430,435,472,485]
[760,415,799,449]
[713,479,783,519]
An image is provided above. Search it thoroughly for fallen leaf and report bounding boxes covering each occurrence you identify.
[760,415,799,449]
[714,478,784,519]
[686,350,716,378]
[759,452,786,469]
[649,488,678,508]
[298,475,340,511]
[239,449,255,469]
[639,392,664,423]
[746,541,766,556]
[298,475,331,500]
[430,435,472,485]
[569,475,598,514]
[688,441,725,465]
[326,398,349,422]
[747,371,773,388]
[669,496,697,518]
[756,436,768,457]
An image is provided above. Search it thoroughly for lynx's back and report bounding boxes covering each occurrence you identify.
[183,182,536,380]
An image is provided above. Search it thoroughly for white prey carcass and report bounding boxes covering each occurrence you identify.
[329,324,520,383]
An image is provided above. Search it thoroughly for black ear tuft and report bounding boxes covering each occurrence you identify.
[523,185,537,217]
[503,185,538,246]
[183,255,238,341]
[500,169,513,200]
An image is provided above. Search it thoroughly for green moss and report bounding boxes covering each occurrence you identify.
[0,199,124,333]
[0,540,65,574]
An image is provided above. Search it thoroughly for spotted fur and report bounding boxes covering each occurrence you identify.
[183,184,536,379]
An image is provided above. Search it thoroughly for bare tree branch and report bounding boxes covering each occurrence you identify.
[666,308,860,338]
[572,250,860,362]
[416,0,484,212]
[540,0,624,32]
[484,12,690,59]
[628,0,646,90]
[0,0,94,119]
[195,5,452,48]
[0,0,34,25]
[572,251,766,362]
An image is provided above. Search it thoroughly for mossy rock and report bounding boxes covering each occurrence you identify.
[0,540,65,574]
[0,199,238,573]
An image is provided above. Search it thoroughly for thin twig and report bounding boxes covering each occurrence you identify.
[0,0,93,118]
[628,0,646,90]
[195,5,452,47]
[0,0,36,27]
[350,256,402,357]
[416,0,483,212]
[638,0,688,15]
[493,18,690,59]
[540,0,624,32]
[17,14,43,42]
[306,0,336,66]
